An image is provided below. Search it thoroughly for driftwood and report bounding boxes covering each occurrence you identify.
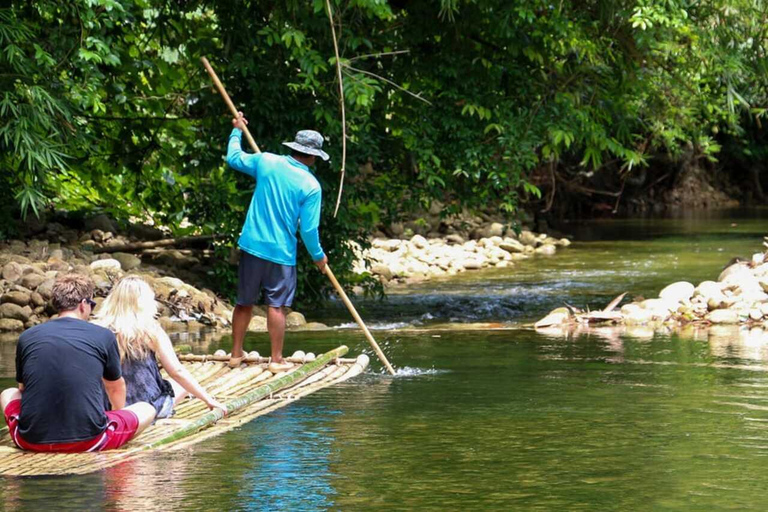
[92,235,216,254]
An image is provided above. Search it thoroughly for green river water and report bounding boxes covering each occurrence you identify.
[2,209,768,511]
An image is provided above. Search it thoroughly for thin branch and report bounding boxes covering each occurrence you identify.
[326,0,347,218]
[349,50,410,62]
[343,65,433,105]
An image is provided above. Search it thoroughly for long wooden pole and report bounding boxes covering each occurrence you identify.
[323,266,396,375]
[201,57,396,375]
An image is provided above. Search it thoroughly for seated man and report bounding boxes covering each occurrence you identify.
[0,274,156,452]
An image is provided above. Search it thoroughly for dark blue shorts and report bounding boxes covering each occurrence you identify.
[237,252,297,307]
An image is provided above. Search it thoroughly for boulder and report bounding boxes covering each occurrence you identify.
[499,240,525,253]
[559,238,572,247]
[0,318,24,332]
[84,213,117,233]
[90,259,122,272]
[0,303,31,322]
[29,291,45,308]
[488,222,504,237]
[248,316,267,331]
[519,230,537,246]
[718,262,752,283]
[2,262,22,283]
[112,252,142,271]
[445,234,465,245]
[20,273,46,290]
[410,234,428,250]
[659,281,695,303]
[707,309,740,324]
[694,281,722,298]
[371,263,393,281]
[1,291,31,307]
[286,311,306,327]
[463,259,483,270]
[36,278,55,300]
[46,257,70,271]
[535,244,557,256]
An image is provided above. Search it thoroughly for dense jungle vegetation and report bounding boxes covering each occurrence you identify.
[1,0,767,301]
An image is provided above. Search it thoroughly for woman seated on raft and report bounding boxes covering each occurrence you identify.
[93,276,227,419]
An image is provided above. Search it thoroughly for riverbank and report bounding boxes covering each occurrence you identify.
[536,237,768,330]
[0,215,325,337]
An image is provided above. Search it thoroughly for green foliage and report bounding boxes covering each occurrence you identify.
[2,0,767,302]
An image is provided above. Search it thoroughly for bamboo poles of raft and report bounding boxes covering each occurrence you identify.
[135,345,348,451]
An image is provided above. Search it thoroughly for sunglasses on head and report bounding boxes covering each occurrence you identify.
[83,297,97,309]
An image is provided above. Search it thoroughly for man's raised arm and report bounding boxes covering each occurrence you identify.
[226,112,260,177]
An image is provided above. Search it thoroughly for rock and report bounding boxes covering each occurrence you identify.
[519,230,537,246]
[388,222,404,237]
[248,316,267,331]
[29,291,45,308]
[0,318,24,332]
[84,213,117,233]
[410,234,428,249]
[499,239,525,253]
[750,309,764,321]
[445,234,464,245]
[535,307,570,328]
[2,262,22,283]
[295,322,330,331]
[622,303,653,324]
[0,303,31,322]
[20,273,46,290]
[463,259,483,270]
[659,281,695,303]
[286,311,306,327]
[156,276,185,290]
[90,259,122,272]
[718,262,752,283]
[36,279,55,300]
[694,281,722,298]
[535,244,557,256]
[488,222,504,237]
[46,257,70,271]
[707,309,739,324]
[559,238,571,247]
[371,263,393,281]
[1,291,31,307]
[707,295,731,311]
[112,252,142,271]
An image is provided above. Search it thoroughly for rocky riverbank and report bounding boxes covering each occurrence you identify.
[354,229,571,285]
[536,238,768,329]
[0,216,323,338]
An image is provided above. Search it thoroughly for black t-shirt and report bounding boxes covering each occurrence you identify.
[15,317,122,444]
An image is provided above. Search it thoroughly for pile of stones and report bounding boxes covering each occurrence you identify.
[536,240,768,329]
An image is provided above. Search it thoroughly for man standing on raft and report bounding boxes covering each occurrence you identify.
[226,112,329,372]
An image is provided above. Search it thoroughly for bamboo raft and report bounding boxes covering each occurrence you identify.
[0,346,368,477]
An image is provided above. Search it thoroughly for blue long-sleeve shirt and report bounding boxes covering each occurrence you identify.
[226,128,325,266]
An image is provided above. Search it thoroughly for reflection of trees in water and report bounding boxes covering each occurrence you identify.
[0,337,17,377]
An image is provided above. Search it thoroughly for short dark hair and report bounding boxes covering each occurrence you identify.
[52,274,94,312]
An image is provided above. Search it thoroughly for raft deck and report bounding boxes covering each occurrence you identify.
[0,346,368,477]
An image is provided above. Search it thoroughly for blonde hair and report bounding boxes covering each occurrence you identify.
[93,276,161,362]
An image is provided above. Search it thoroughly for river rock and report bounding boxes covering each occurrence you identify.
[535,307,570,328]
[718,262,752,283]
[707,309,739,324]
[410,234,428,250]
[156,276,185,290]
[20,273,46,290]
[559,238,572,247]
[499,239,525,253]
[286,311,306,327]
[694,281,722,298]
[2,262,22,283]
[84,214,117,234]
[371,263,393,281]
[1,291,31,307]
[29,291,45,308]
[0,318,24,332]
[112,252,142,271]
[750,309,764,321]
[445,234,464,245]
[659,281,695,303]
[463,259,483,270]
[622,303,654,324]
[488,222,504,237]
[46,257,70,271]
[90,259,121,272]
[36,278,55,300]
[535,244,557,255]
[519,230,537,246]
[248,316,267,331]
[0,303,31,322]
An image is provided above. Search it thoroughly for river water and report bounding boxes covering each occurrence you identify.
[2,209,768,510]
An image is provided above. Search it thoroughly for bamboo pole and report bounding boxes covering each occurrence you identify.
[323,266,396,375]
